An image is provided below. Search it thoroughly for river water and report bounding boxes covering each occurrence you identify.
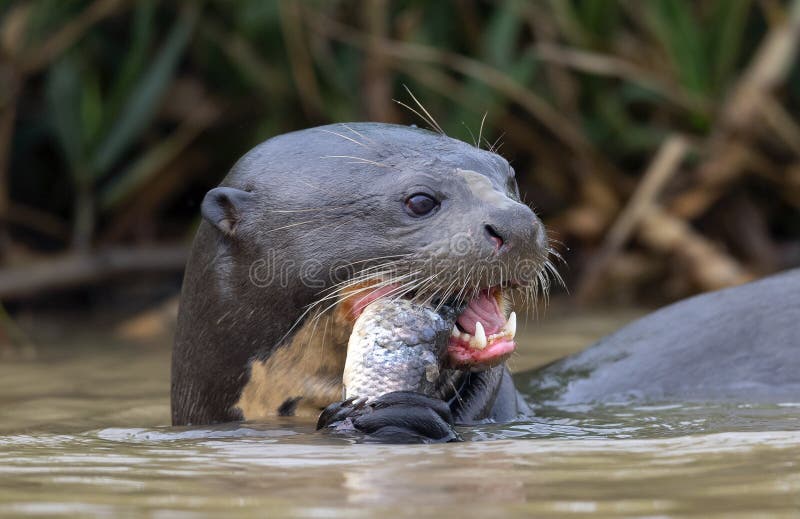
[1,309,798,517]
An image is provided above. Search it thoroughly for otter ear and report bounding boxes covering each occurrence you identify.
[201,187,254,236]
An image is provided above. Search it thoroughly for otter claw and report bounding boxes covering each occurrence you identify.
[316,396,367,430]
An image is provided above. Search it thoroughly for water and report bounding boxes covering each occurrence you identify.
[1,309,799,517]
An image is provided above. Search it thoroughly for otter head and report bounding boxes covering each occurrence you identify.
[199,122,553,373]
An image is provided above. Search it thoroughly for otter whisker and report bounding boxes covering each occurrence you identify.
[393,100,439,134]
[430,273,461,312]
[280,266,408,344]
[316,269,420,305]
[462,122,478,148]
[322,155,388,168]
[326,254,413,281]
[320,311,331,360]
[446,375,466,409]
[317,276,396,304]
[319,128,369,148]
[262,220,317,233]
[505,268,518,308]
[314,270,410,304]
[544,257,566,291]
[321,258,413,294]
[537,270,549,305]
[546,241,567,264]
[303,307,324,360]
[324,258,406,288]
[452,265,477,308]
[267,205,353,214]
[375,274,433,305]
[335,255,412,272]
[339,253,412,265]
[486,131,506,154]
[547,234,567,249]
[424,266,459,310]
[304,274,416,330]
[477,111,488,151]
[401,85,445,135]
[340,124,377,145]
[389,272,440,304]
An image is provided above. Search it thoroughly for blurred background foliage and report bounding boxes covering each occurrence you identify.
[1,0,799,315]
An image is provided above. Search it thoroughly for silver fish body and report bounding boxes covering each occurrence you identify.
[343,299,459,401]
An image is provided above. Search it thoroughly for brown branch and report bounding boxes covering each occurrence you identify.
[6,202,71,241]
[361,0,395,121]
[638,208,754,290]
[280,0,324,121]
[0,245,188,300]
[668,0,800,221]
[21,0,128,74]
[577,135,691,301]
[723,0,800,131]
[533,43,706,114]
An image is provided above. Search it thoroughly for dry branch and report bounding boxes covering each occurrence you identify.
[0,245,188,300]
[670,0,800,220]
[577,135,691,300]
[638,208,755,290]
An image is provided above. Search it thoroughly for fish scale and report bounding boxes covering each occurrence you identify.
[343,299,459,401]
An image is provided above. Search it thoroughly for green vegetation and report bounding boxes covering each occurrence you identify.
[1,0,799,303]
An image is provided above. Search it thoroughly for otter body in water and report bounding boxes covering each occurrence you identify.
[173,121,799,442]
[525,268,800,406]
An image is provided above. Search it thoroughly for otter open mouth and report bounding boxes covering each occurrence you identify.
[348,285,516,372]
[447,288,516,370]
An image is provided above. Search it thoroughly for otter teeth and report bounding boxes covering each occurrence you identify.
[451,313,517,349]
[471,322,488,350]
[505,311,517,338]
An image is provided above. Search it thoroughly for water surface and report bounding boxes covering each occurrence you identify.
[1,309,798,517]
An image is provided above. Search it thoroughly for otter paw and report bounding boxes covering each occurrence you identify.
[316,391,462,444]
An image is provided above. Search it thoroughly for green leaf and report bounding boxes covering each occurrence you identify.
[483,0,523,68]
[103,0,157,121]
[89,9,196,177]
[708,0,751,94]
[80,69,104,148]
[100,123,195,211]
[22,0,83,51]
[575,0,621,47]
[45,54,85,176]
[549,0,621,48]
[642,1,709,96]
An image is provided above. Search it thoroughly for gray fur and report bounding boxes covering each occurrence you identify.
[525,268,800,405]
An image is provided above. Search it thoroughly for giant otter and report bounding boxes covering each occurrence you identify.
[172,122,547,437]
[172,122,799,442]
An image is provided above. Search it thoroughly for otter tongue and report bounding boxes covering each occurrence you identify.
[457,290,505,335]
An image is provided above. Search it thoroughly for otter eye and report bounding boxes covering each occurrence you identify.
[405,193,439,216]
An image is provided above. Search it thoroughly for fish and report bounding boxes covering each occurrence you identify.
[343,298,461,401]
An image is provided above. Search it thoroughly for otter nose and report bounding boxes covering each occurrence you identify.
[484,224,504,250]
[484,205,547,253]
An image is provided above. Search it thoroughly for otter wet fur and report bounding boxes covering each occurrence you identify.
[173,121,800,443]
